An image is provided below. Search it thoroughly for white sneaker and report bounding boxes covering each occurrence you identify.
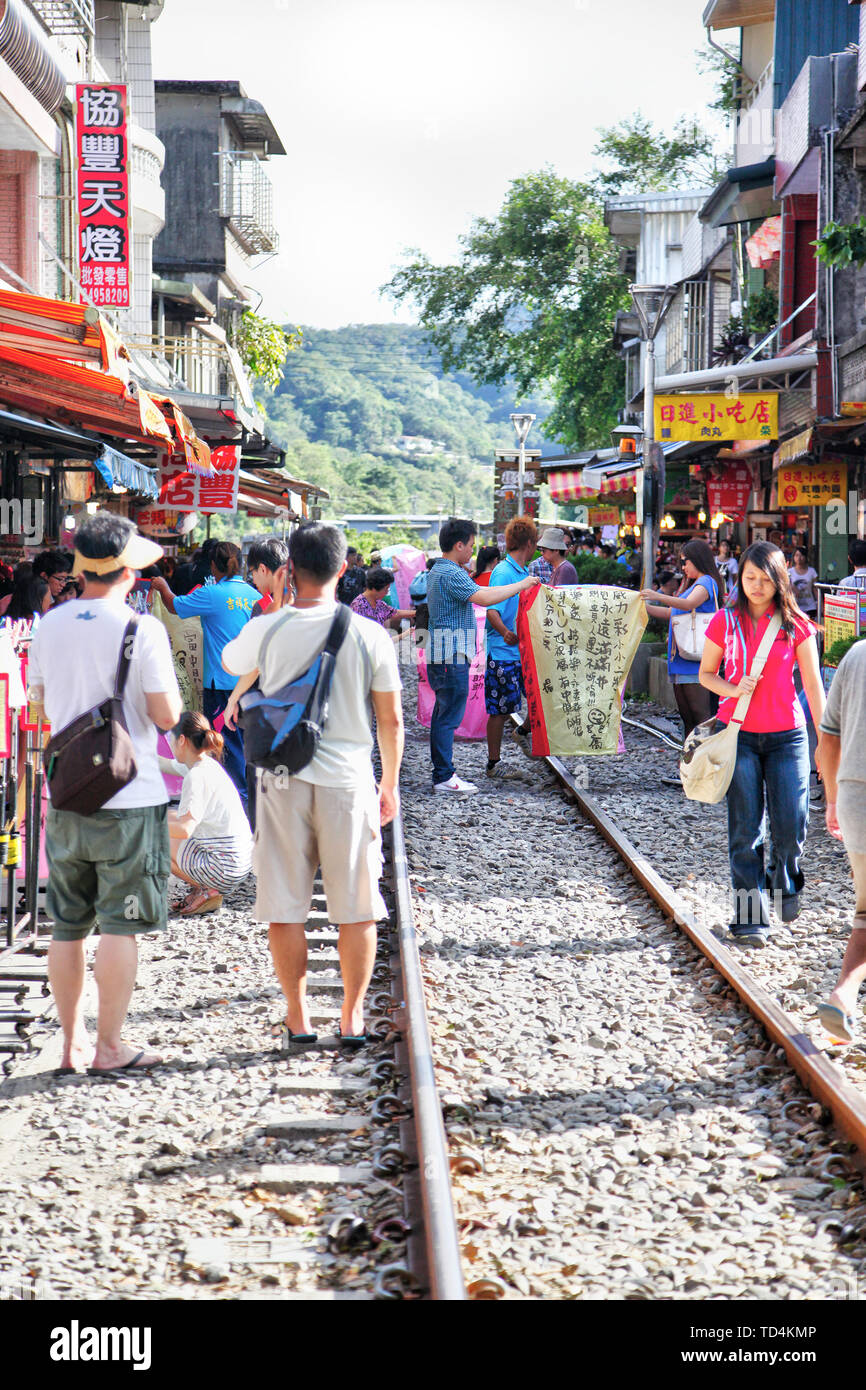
[432,774,478,794]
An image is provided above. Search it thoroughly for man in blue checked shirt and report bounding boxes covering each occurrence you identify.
[426,518,539,795]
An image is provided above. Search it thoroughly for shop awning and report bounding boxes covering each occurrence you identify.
[547,444,686,504]
[93,445,159,500]
[0,288,130,376]
[0,289,214,475]
[700,158,778,229]
[0,407,104,455]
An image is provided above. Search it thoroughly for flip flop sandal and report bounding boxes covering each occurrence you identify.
[278,1023,318,1052]
[337,1028,367,1050]
[86,1050,160,1076]
[817,1003,858,1045]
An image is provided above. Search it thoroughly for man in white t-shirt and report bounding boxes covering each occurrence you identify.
[223,523,403,1048]
[28,513,182,1075]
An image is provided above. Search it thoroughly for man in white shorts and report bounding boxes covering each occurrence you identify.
[222,523,403,1047]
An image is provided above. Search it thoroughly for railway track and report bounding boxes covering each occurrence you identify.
[507,711,866,1170]
[0,805,466,1303]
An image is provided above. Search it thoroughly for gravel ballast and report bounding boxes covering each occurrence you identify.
[401,673,866,1300]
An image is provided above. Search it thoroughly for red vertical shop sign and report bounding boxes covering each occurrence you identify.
[75,84,131,309]
[198,444,241,514]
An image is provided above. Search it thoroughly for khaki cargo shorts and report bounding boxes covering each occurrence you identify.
[46,803,170,942]
[253,774,387,925]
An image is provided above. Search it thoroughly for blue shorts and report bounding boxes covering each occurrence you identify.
[484,656,524,715]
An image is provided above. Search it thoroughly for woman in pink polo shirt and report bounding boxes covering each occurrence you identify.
[699,541,826,947]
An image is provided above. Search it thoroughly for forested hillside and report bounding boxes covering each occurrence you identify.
[258,324,552,517]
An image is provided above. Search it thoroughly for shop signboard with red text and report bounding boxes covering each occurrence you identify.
[75,84,131,308]
[707,463,753,521]
[148,445,241,519]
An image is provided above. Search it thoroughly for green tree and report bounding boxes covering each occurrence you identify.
[383,169,629,450]
[233,312,302,390]
[590,112,723,197]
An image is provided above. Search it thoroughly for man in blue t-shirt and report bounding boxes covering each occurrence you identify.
[485,516,538,777]
[150,541,259,814]
[426,518,539,795]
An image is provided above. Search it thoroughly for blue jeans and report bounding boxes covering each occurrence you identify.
[726,727,809,932]
[428,661,469,785]
[203,687,249,818]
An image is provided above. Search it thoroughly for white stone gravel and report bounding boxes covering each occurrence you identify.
[400,670,866,1300]
[0,887,405,1300]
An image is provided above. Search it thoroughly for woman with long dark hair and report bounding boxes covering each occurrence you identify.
[2,566,51,653]
[699,541,826,947]
[641,538,724,738]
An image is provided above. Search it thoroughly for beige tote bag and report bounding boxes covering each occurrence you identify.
[670,579,719,662]
[679,611,782,804]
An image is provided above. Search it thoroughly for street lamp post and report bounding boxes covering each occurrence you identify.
[630,284,676,589]
[510,412,536,514]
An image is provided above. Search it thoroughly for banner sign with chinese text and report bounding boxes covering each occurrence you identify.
[707,462,753,521]
[587,507,620,526]
[76,84,130,308]
[778,463,847,507]
[823,590,860,655]
[517,585,647,756]
[655,393,778,442]
[152,445,241,516]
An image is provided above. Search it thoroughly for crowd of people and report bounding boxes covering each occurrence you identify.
[16,507,866,1070]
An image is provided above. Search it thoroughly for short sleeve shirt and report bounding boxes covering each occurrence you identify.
[426,558,478,660]
[486,554,526,663]
[28,599,179,808]
[222,602,402,788]
[704,604,816,733]
[350,594,394,626]
[173,577,260,689]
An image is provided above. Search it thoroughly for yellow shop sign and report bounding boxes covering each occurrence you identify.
[655,393,778,442]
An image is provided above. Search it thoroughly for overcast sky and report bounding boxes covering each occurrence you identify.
[152,0,733,329]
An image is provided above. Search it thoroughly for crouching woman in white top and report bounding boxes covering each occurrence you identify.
[161,711,253,915]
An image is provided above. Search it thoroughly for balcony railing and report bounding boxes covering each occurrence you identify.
[126,335,247,403]
[28,0,94,36]
[218,151,279,257]
[665,280,710,376]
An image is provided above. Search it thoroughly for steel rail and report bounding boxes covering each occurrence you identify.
[510,715,866,1164]
[386,806,466,1300]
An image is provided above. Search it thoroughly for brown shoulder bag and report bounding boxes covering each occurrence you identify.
[45,617,140,816]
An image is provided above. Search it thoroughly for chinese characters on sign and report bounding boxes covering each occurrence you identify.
[654,393,778,443]
[779,463,847,508]
[823,591,860,673]
[706,462,753,522]
[76,85,130,309]
[152,445,241,516]
[516,584,647,757]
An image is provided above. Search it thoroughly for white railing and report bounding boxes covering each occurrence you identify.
[218,151,279,257]
[28,0,94,35]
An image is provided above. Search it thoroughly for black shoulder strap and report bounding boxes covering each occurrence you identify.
[113,617,139,700]
[323,602,351,657]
